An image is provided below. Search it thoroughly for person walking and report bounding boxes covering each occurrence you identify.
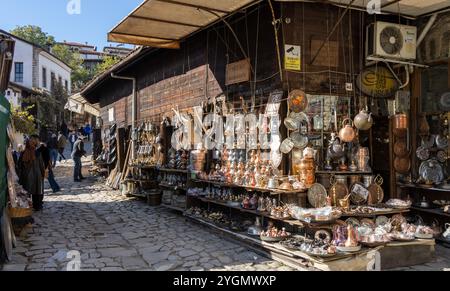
[84,124,92,142]
[68,131,77,152]
[72,135,86,182]
[60,121,69,138]
[47,133,59,168]
[38,140,60,193]
[57,131,67,162]
[17,136,45,211]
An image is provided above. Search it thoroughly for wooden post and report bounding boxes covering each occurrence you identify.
[117,128,126,173]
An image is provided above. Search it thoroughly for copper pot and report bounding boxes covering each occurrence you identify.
[418,114,430,136]
[393,141,409,158]
[394,157,411,174]
[393,114,408,130]
[299,158,315,188]
[339,119,356,143]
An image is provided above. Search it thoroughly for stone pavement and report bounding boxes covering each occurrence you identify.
[1,158,450,271]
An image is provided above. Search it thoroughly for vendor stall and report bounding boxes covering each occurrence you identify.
[83,0,450,271]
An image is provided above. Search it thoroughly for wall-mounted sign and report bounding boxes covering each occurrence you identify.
[356,66,400,98]
[284,44,301,71]
[225,58,251,86]
[108,107,115,122]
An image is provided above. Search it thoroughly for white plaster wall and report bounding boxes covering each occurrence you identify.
[9,38,33,88]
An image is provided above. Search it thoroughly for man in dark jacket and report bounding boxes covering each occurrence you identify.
[37,140,60,193]
[47,133,58,168]
[72,135,86,182]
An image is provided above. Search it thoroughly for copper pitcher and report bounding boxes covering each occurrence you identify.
[339,118,356,143]
[418,114,430,136]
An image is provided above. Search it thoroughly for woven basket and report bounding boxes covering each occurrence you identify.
[8,207,33,218]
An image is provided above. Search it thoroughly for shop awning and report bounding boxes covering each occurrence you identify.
[275,0,450,17]
[108,0,260,48]
[65,93,100,117]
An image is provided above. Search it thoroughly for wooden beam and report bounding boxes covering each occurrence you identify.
[110,31,179,42]
[127,15,203,28]
[154,0,231,14]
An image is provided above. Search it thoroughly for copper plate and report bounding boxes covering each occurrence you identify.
[350,183,369,205]
[329,183,349,206]
[367,183,384,205]
[308,183,328,208]
[394,141,409,158]
[288,90,308,113]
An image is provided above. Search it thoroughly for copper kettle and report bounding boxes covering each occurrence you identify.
[339,119,356,143]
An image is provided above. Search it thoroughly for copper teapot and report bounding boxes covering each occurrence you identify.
[339,119,356,143]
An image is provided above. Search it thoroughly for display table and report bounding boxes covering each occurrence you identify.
[380,240,436,269]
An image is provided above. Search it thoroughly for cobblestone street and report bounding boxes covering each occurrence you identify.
[1,159,450,271]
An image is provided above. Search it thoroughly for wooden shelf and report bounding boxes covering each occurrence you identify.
[129,164,157,169]
[410,206,450,218]
[397,183,450,193]
[316,171,373,175]
[159,183,187,191]
[161,204,185,212]
[190,179,307,195]
[191,196,304,227]
[340,209,410,218]
[124,178,157,184]
[158,168,189,174]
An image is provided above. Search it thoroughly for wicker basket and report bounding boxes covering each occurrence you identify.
[8,207,33,218]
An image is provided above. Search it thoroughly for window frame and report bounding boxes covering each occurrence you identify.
[14,62,24,83]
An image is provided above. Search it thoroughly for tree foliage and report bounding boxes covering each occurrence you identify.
[11,105,37,135]
[10,25,55,49]
[95,55,120,75]
[51,44,90,92]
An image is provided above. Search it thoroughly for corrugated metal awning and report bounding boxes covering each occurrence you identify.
[108,0,259,48]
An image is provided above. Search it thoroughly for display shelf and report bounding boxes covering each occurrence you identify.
[397,183,450,193]
[159,183,187,191]
[158,168,189,174]
[191,196,304,227]
[184,214,387,270]
[124,178,158,184]
[340,209,410,218]
[315,171,373,175]
[410,206,450,218]
[161,204,185,212]
[129,164,157,170]
[190,179,307,195]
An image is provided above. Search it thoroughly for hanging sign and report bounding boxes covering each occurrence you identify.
[284,44,301,71]
[356,66,400,98]
[225,59,251,86]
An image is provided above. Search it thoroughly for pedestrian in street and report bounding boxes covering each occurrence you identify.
[38,140,61,193]
[17,136,45,211]
[57,131,67,162]
[72,135,86,182]
[84,123,92,142]
[68,131,77,152]
[47,133,59,168]
[60,121,69,138]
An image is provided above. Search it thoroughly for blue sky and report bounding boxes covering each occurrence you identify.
[0,0,143,49]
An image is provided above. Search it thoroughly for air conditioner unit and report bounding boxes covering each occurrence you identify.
[366,21,417,61]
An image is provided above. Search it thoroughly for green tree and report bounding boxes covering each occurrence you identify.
[51,44,90,92]
[10,25,55,49]
[95,55,120,75]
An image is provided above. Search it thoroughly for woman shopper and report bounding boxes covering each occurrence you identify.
[57,131,67,162]
[18,136,45,211]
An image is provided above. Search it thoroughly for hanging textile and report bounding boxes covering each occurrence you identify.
[0,93,10,212]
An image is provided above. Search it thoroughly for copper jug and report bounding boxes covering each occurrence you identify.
[418,114,430,137]
[339,119,356,143]
[394,157,411,174]
[299,157,315,188]
[393,114,408,137]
